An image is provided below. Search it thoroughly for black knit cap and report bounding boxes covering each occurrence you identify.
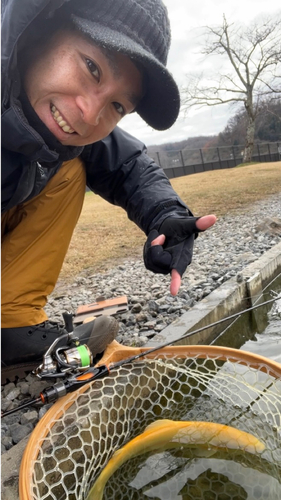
[69,0,180,130]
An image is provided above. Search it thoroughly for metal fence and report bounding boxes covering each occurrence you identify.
[148,142,281,179]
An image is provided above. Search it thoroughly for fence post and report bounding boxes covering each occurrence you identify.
[199,149,204,167]
[257,144,261,162]
[267,143,271,161]
[179,150,184,167]
[217,148,222,169]
[156,152,161,167]
[232,146,236,165]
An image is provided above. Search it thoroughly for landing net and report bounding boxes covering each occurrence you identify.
[19,344,281,500]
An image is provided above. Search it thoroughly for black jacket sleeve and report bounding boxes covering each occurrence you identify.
[82,126,191,236]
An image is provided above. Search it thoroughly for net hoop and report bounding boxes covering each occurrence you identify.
[19,342,281,500]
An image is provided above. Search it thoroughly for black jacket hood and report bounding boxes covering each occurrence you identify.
[1,0,79,161]
[2,0,67,110]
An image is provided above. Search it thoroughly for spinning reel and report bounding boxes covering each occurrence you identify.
[33,312,95,379]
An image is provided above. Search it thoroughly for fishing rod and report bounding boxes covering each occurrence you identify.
[210,277,281,345]
[1,294,280,418]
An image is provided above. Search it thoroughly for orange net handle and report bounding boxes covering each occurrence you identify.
[98,341,281,379]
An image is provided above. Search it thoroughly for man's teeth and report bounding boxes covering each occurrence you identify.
[51,105,75,133]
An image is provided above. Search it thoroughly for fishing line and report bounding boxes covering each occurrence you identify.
[115,294,281,366]
[224,273,281,426]
[251,272,281,309]
[228,379,277,428]
[202,276,280,431]
[164,278,281,411]
[210,272,281,345]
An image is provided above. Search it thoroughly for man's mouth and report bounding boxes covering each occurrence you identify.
[51,105,75,134]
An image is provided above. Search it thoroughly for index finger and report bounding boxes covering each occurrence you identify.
[170,268,181,296]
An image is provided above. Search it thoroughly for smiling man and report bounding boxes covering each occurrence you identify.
[1,0,216,370]
[23,29,144,145]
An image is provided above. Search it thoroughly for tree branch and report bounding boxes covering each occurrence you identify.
[181,12,281,162]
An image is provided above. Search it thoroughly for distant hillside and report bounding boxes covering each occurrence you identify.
[147,135,218,156]
[147,98,281,155]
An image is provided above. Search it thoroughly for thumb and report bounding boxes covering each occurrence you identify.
[196,214,217,232]
[151,234,166,247]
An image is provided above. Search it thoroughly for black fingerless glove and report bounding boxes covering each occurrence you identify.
[143,216,202,276]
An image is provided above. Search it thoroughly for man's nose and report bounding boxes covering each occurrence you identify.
[76,96,105,126]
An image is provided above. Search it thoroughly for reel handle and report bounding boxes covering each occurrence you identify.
[63,312,74,333]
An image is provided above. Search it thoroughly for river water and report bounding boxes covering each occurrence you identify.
[242,280,281,364]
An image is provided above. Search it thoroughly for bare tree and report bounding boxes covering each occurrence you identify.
[182,13,281,162]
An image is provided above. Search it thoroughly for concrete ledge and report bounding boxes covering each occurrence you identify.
[241,240,281,286]
[146,241,281,347]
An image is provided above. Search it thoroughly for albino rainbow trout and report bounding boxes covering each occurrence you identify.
[87,419,265,500]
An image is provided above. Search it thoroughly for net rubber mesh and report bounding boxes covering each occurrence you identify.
[19,343,281,500]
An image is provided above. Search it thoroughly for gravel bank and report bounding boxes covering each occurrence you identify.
[1,193,281,455]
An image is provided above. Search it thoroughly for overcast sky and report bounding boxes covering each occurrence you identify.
[119,0,280,147]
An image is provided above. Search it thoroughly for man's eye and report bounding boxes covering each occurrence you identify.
[113,102,125,116]
[86,58,100,80]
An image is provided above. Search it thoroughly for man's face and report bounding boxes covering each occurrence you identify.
[23,30,143,146]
